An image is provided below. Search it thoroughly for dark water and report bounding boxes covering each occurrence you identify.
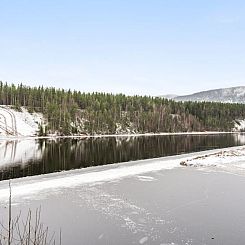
[0,133,244,181]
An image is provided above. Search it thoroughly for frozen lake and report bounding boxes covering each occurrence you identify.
[1,164,245,244]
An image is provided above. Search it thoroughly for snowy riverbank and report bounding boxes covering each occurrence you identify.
[180,146,245,167]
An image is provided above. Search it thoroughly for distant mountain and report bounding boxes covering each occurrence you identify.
[160,94,179,99]
[172,86,245,103]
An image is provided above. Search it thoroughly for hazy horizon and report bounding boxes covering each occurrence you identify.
[1,0,245,96]
[1,81,245,98]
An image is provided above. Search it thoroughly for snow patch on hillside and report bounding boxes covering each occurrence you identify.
[174,86,245,103]
[233,119,245,132]
[0,106,43,137]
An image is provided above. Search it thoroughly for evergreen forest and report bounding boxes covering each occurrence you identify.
[0,82,245,135]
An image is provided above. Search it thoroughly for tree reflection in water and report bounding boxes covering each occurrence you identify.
[0,133,244,181]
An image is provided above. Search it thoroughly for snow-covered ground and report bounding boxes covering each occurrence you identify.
[233,119,245,131]
[0,106,43,136]
[178,146,245,181]
[180,146,245,168]
[178,146,245,180]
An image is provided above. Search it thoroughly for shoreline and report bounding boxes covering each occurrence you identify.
[0,131,242,141]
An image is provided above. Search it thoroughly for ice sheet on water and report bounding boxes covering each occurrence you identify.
[73,185,183,244]
[136,175,157,182]
[0,153,183,202]
[0,145,244,204]
[139,236,148,244]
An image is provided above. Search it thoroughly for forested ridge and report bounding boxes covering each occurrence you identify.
[0,82,245,135]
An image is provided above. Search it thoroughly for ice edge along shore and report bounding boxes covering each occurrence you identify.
[0,145,245,202]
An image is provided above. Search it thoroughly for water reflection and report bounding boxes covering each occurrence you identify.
[0,140,42,167]
[0,134,245,181]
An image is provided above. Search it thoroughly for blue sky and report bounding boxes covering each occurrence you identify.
[0,0,244,96]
